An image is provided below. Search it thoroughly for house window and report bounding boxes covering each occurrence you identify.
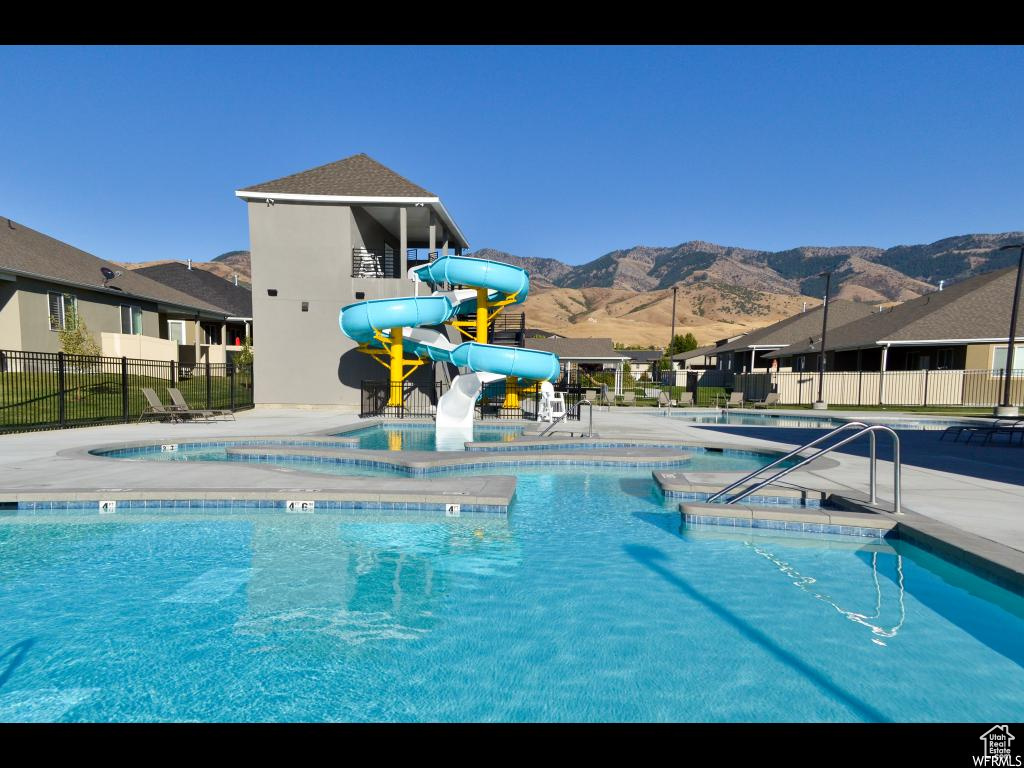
[48,292,77,331]
[934,348,955,370]
[120,305,143,335]
[167,320,186,345]
[992,345,1024,375]
[201,322,222,345]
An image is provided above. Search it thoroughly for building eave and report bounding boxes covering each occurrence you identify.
[233,190,470,249]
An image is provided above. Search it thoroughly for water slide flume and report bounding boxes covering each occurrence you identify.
[339,256,560,433]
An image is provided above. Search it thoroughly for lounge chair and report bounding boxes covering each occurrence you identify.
[138,388,184,423]
[724,391,744,408]
[620,391,635,405]
[657,391,676,408]
[941,417,1024,444]
[167,387,235,421]
[751,392,779,409]
[676,391,694,407]
[584,389,598,403]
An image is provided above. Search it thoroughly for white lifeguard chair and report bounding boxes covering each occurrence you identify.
[538,380,566,423]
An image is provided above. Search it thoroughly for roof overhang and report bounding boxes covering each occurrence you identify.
[234,190,469,250]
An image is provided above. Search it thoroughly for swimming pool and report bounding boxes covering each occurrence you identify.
[95,442,795,476]
[338,423,524,451]
[1,469,1021,722]
[671,412,977,431]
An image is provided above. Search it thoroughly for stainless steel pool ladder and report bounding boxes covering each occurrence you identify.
[539,398,595,438]
[705,421,902,514]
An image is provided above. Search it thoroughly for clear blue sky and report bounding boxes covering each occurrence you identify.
[1,45,1021,265]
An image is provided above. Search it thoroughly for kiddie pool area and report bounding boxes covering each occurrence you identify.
[2,410,1023,723]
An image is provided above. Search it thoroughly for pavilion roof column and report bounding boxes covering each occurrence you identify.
[399,206,408,279]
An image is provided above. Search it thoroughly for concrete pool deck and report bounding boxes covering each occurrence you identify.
[0,406,1021,581]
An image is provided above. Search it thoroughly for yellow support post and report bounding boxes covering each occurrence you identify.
[502,375,520,409]
[388,327,404,407]
[476,287,489,344]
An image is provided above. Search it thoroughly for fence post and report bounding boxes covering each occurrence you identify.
[229,364,235,411]
[170,359,176,386]
[205,358,212,410]
[923,368,930,407]
[57,352,66,428]
[121,356,129,423]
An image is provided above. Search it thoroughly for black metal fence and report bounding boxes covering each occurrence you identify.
[360,374,583,421]
[0,349,254,433]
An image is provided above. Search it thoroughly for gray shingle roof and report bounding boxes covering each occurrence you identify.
[672,344,718,361]
[766,267,1024,357]
[524,337,629,360]
[0,218,228,316]
[237,153,436,198]
[715,300,876,353]
[622,349,665,362]
[133,263,252,317]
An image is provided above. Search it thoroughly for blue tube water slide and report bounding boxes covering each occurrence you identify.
[338,257,559,382]
[413,256,530,303]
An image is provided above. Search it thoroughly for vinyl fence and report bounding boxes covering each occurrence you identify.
[734,369,1024,407]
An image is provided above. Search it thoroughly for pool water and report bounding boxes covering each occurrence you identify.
[672,412,849,428]
[672,412,976,430]
[98,443,796,476]
[1,470,1022,722]
[339,424,524,451]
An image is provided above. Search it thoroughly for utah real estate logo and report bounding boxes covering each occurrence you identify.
[975,726,1020,767]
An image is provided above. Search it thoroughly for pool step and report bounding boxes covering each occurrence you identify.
[679,500,897,538]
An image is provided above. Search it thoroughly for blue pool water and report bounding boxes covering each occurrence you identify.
[1,470,1022,722]
[339,424,524,451]
[97,442,794,476]
[672,412,976,430]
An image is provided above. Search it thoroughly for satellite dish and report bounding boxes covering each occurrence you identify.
[101,267,122,287]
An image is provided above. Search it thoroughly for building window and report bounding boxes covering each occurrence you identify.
[201,322,222,345]
[167,320,186,345]
[48,292,77,331]
[992,345,1024,375]
[934,348,955,370]
[120,305,143,335]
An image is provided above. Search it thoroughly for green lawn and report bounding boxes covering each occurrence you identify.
[0,370,253,431]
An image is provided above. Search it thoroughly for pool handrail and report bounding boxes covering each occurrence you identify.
[724,424,901,514]
[705,421,870,504]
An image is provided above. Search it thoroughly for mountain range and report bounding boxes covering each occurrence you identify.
[124,232,1023,346]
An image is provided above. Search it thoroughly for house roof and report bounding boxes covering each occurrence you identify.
[765,267,1024,358]
[133,263,253,318]
[237,153,436,198]
[672,344,718,361]
[0,218,228,316]
[622,349,665,363]
[715,300,876,354]
[524,336,629,360]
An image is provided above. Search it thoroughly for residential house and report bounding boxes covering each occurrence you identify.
[763,267,1024,373]
[524,336,631,392]
[133,261,253,365]
[0,217,230,366]
[714,300,876,373]
[236,153,470,408]
[620,348,665,381]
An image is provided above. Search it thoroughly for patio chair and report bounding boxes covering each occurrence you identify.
[676,391,694,407]
[584,389,598,403]
[657,391,676,408]
[167,388,235,421]
[620,391,635,405]
[725,391,744,408]
[965,417,1024,446]
[751,392,779,409]
[138,388,184,423]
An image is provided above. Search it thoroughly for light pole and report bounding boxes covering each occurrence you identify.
[669,285,678,350]
[812,271,832,410]
[995,244,1024,417]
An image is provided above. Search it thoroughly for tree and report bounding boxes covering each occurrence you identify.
[235,336,254,366]
[57,302,101,357]
[667,333,699,357]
